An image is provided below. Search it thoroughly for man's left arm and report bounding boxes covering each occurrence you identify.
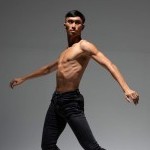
[80,40,139,105]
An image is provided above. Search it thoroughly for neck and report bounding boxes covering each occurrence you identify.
[67,35,82,47]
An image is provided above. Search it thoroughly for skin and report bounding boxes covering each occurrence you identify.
[10,16,139,105]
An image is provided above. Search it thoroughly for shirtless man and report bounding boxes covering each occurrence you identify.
[10,10,139,150]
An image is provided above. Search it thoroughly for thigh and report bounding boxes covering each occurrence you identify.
[67,98,104,150]
[41,102,66,148]
[68,113,98,148]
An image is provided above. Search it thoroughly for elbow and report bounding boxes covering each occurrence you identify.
[42,65,57,75]
[111,63,118,72]
[42,66,50,75]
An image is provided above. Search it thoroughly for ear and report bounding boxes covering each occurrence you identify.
[64,23,67,29]
[82,24,85,30]
[64,23,66,26]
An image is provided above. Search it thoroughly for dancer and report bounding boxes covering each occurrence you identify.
[10,10,139,150]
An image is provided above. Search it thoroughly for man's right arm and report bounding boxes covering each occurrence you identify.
[10,60,58,89]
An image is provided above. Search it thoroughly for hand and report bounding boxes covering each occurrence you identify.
[125,89,139,105]
[10,78,25,89]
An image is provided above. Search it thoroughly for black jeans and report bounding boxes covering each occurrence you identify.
[41,89,106,150]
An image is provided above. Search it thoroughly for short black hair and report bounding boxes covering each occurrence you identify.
[65,10,85,24]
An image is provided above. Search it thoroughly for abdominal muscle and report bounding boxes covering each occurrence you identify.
[56,60,84,92]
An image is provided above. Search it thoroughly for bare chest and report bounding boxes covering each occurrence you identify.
[58,46,89,72]
[59,46,83,63]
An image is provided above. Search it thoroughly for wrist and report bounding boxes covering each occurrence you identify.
[124,88,132,94]
[121,84,131,93]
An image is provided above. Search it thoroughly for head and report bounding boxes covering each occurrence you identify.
[64,10,85,37]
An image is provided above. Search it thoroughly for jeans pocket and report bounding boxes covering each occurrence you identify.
[61,101,83,118]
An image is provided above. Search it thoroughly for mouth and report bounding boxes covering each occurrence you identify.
[70,30,76,32]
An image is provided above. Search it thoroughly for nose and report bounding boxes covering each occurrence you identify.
[71,23,76,29]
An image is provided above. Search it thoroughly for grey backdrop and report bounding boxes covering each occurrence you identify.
[1,0,150,150]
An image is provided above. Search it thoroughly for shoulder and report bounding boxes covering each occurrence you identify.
[80,39,93,50]
[79,39,99,55]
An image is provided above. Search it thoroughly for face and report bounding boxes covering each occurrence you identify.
[64,17,84,37]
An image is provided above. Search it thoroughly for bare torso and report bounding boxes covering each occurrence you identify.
[56,40,90,92]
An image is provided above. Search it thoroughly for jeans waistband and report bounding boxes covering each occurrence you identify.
[53,89,80,97]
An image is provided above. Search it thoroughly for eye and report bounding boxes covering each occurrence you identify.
[75,20,81,25]
[67,20,74,24]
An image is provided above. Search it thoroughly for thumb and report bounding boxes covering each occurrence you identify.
[125,95,132,103]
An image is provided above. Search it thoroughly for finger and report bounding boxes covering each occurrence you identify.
[133,93,139,104]
[10,81,17,89]
[134,97,139,105]
[133,97,139,105]
[131,92,137,99]
[129,94,137,104]
[133,100,138,105]
[125,96,132,103]
[10,81,14,89]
